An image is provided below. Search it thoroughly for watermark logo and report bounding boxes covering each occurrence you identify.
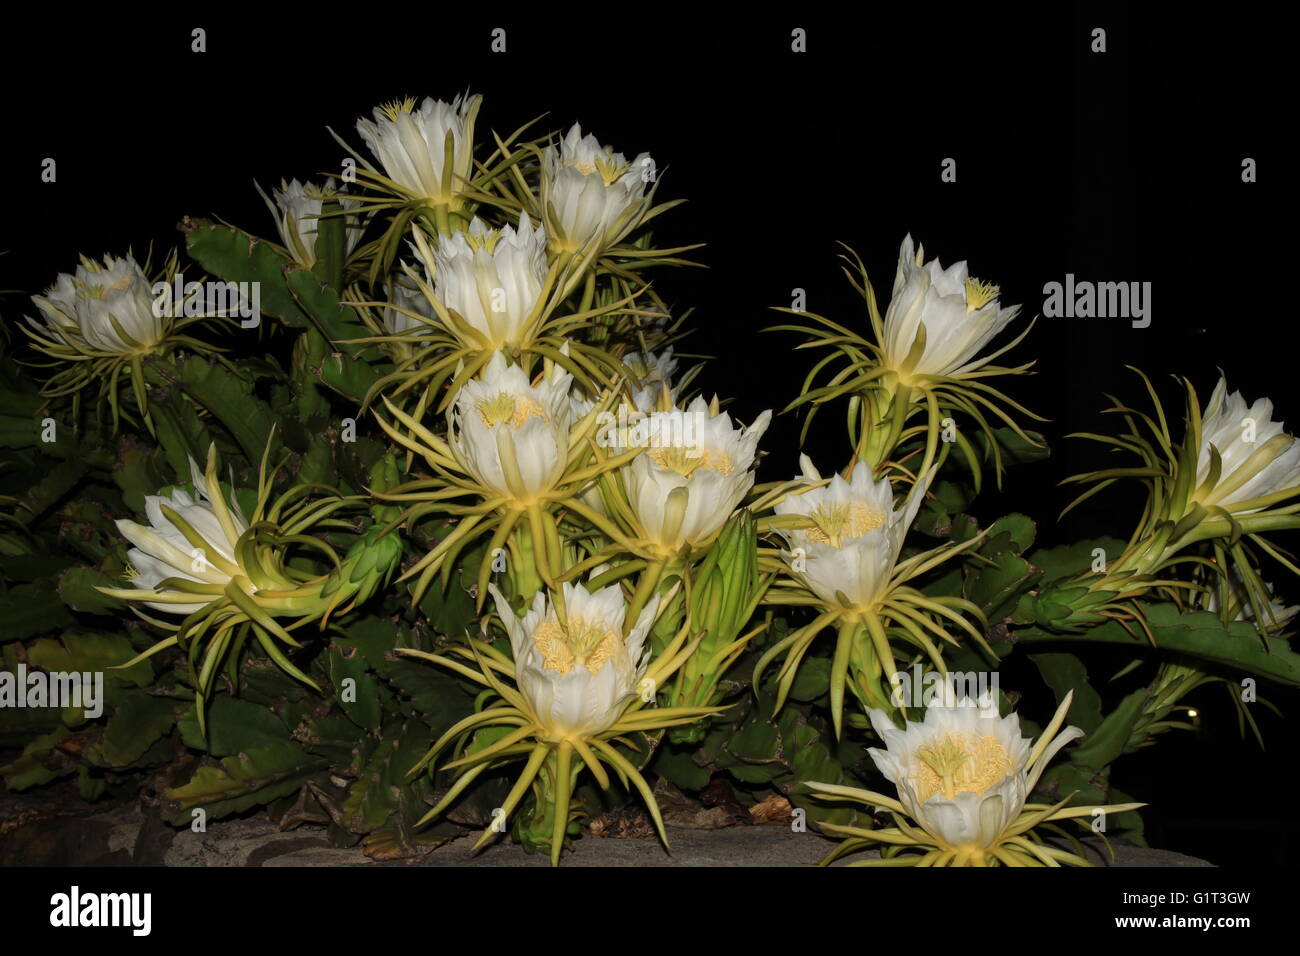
[0,664,103,719]
[152,274,261,328]
[888,665,1000,710]
[49,886,151,936]
[595,405,704,451]
[1042,275,1151,328]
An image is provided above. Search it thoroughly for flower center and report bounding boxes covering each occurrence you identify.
[379,96,417,119]
[566,153,630,186]
[647,445,734,478]
[81,275,133,299]
[460,226,505,254]
[964,276,1000,313]
[475,393,544,429]
[533,617,619,675]
[805,502,886,547]
[913,732,1013,802]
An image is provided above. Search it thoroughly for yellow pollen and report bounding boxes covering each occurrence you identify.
[913,732,1013,802]
[462,228,503,254]
[647,445,734,477]
[964,276,1000,312]
[475,393,544,429]
[566,154,630,186]
[805,502,886,547]
[533,617,619,675]
[379,96,417,120]
[81,274,132,299]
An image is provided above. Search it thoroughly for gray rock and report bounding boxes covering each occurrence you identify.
[2,795,1214,867]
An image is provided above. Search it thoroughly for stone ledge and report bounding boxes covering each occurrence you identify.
[0,798,1214,867]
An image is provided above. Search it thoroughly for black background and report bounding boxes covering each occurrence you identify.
[0,5,1287,864]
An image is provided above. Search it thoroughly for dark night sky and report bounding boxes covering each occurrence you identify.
[0,5,1287,862]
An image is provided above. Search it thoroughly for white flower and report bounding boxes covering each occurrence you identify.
[113,458,249,615]
[449,351,572,503]
[430,213,548,350]
[624,347,681,412]
[490,581,658,740]
[541,123,652,254]
[355,94,481,205]
[775,455,926,610]
[867,694,1082,852]
[1193,376,1300,511]
[882,235,1021,380]
[262,178,361,269]
[382,272,436,337]
[29,254,165,354]
[623,396,770,555]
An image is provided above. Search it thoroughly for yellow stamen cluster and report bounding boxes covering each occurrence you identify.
[475,393,545,429]
[380,96,417,120]
[461,227,503,255]
[913,733,1013,801]
[805,502,886,548]
[566,153,631,186]
[964,276,1000,312]
[81,273,133,298]
[647,446,734,477]
[533,618,618,675]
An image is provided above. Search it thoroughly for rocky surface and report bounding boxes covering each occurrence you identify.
[1,795,1213,867]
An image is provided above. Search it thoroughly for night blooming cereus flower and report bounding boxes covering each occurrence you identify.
[104,456,248,616]
[493,582,656,741]
[807,693,1144,866]
[882,234,1023,382]
[427,214,549,351]
[541,123,653,256]
[622,396,770,559]
[261,178,362,270]
[22,251,199,431]
[355,94,481,209]
[624,347,685,412]
[381,272,437,338]
[775,454,923,611]
[758,456,987,734]
[29,254,165,355]
[779,234,1039,485]
[396,579,718,865]
[97,446,403,724]
[1192,375,1300,513]
[375,349,640,604]
[449,350,572,506]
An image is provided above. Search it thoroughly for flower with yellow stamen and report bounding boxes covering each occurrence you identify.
[775,236,1040,487]
[28,254,164,355]
[808,692,1145,866]
[774,454,911,609]
[882,234,1023,383]
[374,351,641,606]
[758,456,989,737]
[258,177,362,270]
[396,579,720,865]
[22,251,210,431]
[354,93,481,209]
[496,582,654,741]
[425,213,549,352]
[541,123,654,256]
[448,350,571,506]
[621,396,770,559]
